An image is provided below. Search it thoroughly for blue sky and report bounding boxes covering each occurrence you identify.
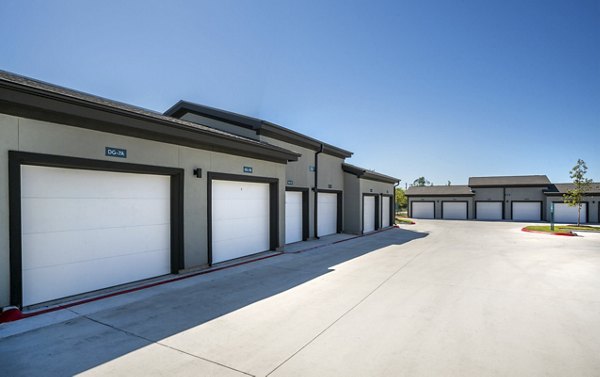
[1,0,598,185]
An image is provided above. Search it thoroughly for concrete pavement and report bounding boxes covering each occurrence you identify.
[1,221,599,376]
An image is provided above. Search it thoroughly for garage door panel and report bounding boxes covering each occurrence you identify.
[21,198,170,234]
[442,202,467,220]
[212,182,269,200]
[554,203,587,223]
[21,165,172,307]
[212,180,270,264]
[23,247,171,306]
[381,197,391,228]
[22,224,170,270]
[285,191,303,244]
[211,200,269,221]
[512,202,541,221]
[212,217,269,241]
[412,202,434,219]
[363,196,376,233]
[476,202,503,220]
[318,193,338,236]
[21,166,169,199]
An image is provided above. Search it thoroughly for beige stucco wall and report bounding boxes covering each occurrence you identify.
[0,114,287,307]
[318,153,344,191]
[473,187,503,201]
[262,136,317,238]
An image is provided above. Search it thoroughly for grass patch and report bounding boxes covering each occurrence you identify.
[395,216,415,224]
[524,225,600,234]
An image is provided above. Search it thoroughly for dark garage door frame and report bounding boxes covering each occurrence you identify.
[9,151,184,308]
[441,200,468,219]
[286,186,310,241]
[207,172,279,266]
[474,200,505,220]
[510,200,543,221]
[362,193,380,233]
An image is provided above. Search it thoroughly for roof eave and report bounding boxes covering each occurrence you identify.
[0,81,299,163]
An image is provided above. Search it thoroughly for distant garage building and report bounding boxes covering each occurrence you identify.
[406,175,600,223]
[405,185,474,220]
[544,183,600,224]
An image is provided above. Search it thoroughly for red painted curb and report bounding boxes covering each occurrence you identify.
[1,226,400,323]
[521,227,576,237]
[0,308,23,323]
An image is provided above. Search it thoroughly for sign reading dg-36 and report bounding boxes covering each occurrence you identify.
[105,147,127,158]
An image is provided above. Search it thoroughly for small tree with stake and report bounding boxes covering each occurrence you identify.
[563,159,592,226]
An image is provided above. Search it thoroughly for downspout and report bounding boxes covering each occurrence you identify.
[313,144,324,239]
[393,181,400,223]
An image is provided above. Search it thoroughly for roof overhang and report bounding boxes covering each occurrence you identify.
[342,163,399,184]
[165,101,353,159]
[0,81,300,164]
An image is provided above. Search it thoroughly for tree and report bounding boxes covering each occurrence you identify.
[563,159,592,226]
[395,187,407,212]
[412,177,430,187]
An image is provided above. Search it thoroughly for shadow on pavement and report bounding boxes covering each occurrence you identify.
[0,227,428,377]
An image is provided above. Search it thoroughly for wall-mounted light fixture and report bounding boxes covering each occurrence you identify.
[193,168,202,178]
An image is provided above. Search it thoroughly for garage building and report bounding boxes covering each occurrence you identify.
[0,71,301,308]
[405,186,474,220]
[342,163,399,234]
[406,175,599,224]
[165,101,354,241]
[544,183,600,224]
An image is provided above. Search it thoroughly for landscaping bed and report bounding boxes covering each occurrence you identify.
[395,216,416,225]
[522,225,600,236]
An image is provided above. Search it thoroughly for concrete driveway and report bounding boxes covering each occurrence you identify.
[1,221,600,376]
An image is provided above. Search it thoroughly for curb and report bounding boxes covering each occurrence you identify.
[521,227,576,237]
[1,226,399,323]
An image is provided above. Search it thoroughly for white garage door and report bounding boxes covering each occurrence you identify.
[21,165,171,307]
[212,180,270,264]
[285,191,303,244]
[412,202,434,219]
[442,202,467,220]
[381,196,391,228]
[553,203,587,224]
[363,196,376,233]
[512,202,541,221]
[317,193,338,236]
[476,202,503,220]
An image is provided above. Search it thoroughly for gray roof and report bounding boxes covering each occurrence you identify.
[405,185,474,196]
[165,100,353,159]
[468,175,550,187]
[342,163,399,184]
[544,183,600,195]
[0,70,300,163]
